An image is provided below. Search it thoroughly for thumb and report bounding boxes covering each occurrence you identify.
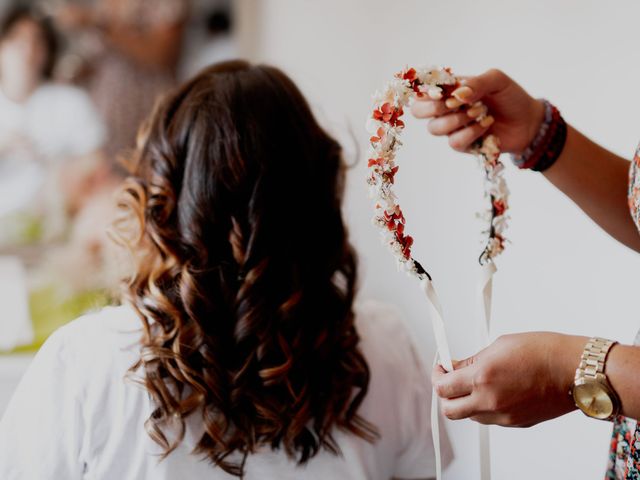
[452,69,511,104]
[452,355,476,371]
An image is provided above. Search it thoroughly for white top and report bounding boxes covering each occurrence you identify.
[0,302,452,479]
[0,83,105,218]
[0,83,105,161]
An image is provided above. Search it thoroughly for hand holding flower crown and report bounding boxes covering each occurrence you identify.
[411,68,545,155]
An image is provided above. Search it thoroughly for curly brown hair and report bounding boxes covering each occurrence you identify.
[112,60,377,476]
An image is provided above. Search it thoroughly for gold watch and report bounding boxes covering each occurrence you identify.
[571,337,621,420]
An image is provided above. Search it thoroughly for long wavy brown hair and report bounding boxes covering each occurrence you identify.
[113,60,376,476]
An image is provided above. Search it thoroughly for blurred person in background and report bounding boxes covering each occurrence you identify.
[53,0,190,163]
[0,61,450,479]
[0,4,105,247]
[0,4,122,353]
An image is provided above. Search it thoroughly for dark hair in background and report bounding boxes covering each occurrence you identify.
[113,60,377,477]
[206,9,231,35]
[0,4,58,79]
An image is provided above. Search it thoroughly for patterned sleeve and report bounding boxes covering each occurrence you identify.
[627,144,640,232]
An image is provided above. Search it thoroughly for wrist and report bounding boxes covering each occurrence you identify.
[548,333,587,411]
[524,99,546,154]
[510,99,567,171]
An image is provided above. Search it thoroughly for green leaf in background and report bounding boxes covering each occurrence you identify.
[5,286,114,354]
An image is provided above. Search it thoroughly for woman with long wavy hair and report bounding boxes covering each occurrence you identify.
[0,61,450,479]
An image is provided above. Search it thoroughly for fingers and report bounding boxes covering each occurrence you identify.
[447,121,492,152]
[412,68,509,118]
[440,395,477,420]
[432,357,475,399]
[452,68,511,105]
[411,99,449,119]
[427,112,476,136]
[452,356,475,369]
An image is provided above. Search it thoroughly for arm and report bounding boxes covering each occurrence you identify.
[542,125,640,251]
[411,69,640,252]
[431,332,640,426]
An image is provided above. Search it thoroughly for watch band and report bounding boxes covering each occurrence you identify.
[574,337,617,382]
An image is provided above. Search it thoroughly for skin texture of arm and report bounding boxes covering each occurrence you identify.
[541,124,640,252]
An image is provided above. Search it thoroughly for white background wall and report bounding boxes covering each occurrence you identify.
[237,1,640,478]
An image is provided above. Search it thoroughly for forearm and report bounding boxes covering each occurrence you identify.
[606,343,640,419]
[541,125,640,252]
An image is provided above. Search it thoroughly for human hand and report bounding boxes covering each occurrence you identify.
[411,69,545,155]
[432,332,586,427]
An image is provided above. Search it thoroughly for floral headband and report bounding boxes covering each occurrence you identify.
[366,66,509,480]
[366,66,509,280]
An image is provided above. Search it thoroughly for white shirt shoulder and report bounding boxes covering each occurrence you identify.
[0,303,451,480]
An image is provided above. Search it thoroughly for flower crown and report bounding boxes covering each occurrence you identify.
[366,66,509,280]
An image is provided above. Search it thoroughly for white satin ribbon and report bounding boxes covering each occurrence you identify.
[431,362,443,480]
[421,279,453,372]
[479,262,496,346]
[478,262,496,480]
[423,263,497,480]
[421,279,452,480]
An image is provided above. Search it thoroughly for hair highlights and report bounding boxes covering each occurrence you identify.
[113,61,376,476]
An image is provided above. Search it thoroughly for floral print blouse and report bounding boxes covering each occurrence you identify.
[606,145,640,479]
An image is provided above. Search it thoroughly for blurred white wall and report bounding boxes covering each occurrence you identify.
[237,1,640,478]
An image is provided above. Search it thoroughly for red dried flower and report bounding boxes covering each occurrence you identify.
[373,102,405,128]
[370,126,386,144]
[493,199,507,216]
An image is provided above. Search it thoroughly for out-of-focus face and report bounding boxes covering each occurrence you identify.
[0,18,48,85]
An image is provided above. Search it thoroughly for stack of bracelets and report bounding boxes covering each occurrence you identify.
[510,99,567,172]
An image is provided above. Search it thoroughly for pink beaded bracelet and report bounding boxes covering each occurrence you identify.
[510,100,567,172]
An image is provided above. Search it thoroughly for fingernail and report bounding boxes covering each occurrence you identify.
[467,102,487,118]
[479,115,494,127]
[445,97,463,109]
[452,85,473,101]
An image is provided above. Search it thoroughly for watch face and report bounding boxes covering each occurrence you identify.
[573,381,615,419]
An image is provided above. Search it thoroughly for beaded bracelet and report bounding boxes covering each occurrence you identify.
[510,99,567,172]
